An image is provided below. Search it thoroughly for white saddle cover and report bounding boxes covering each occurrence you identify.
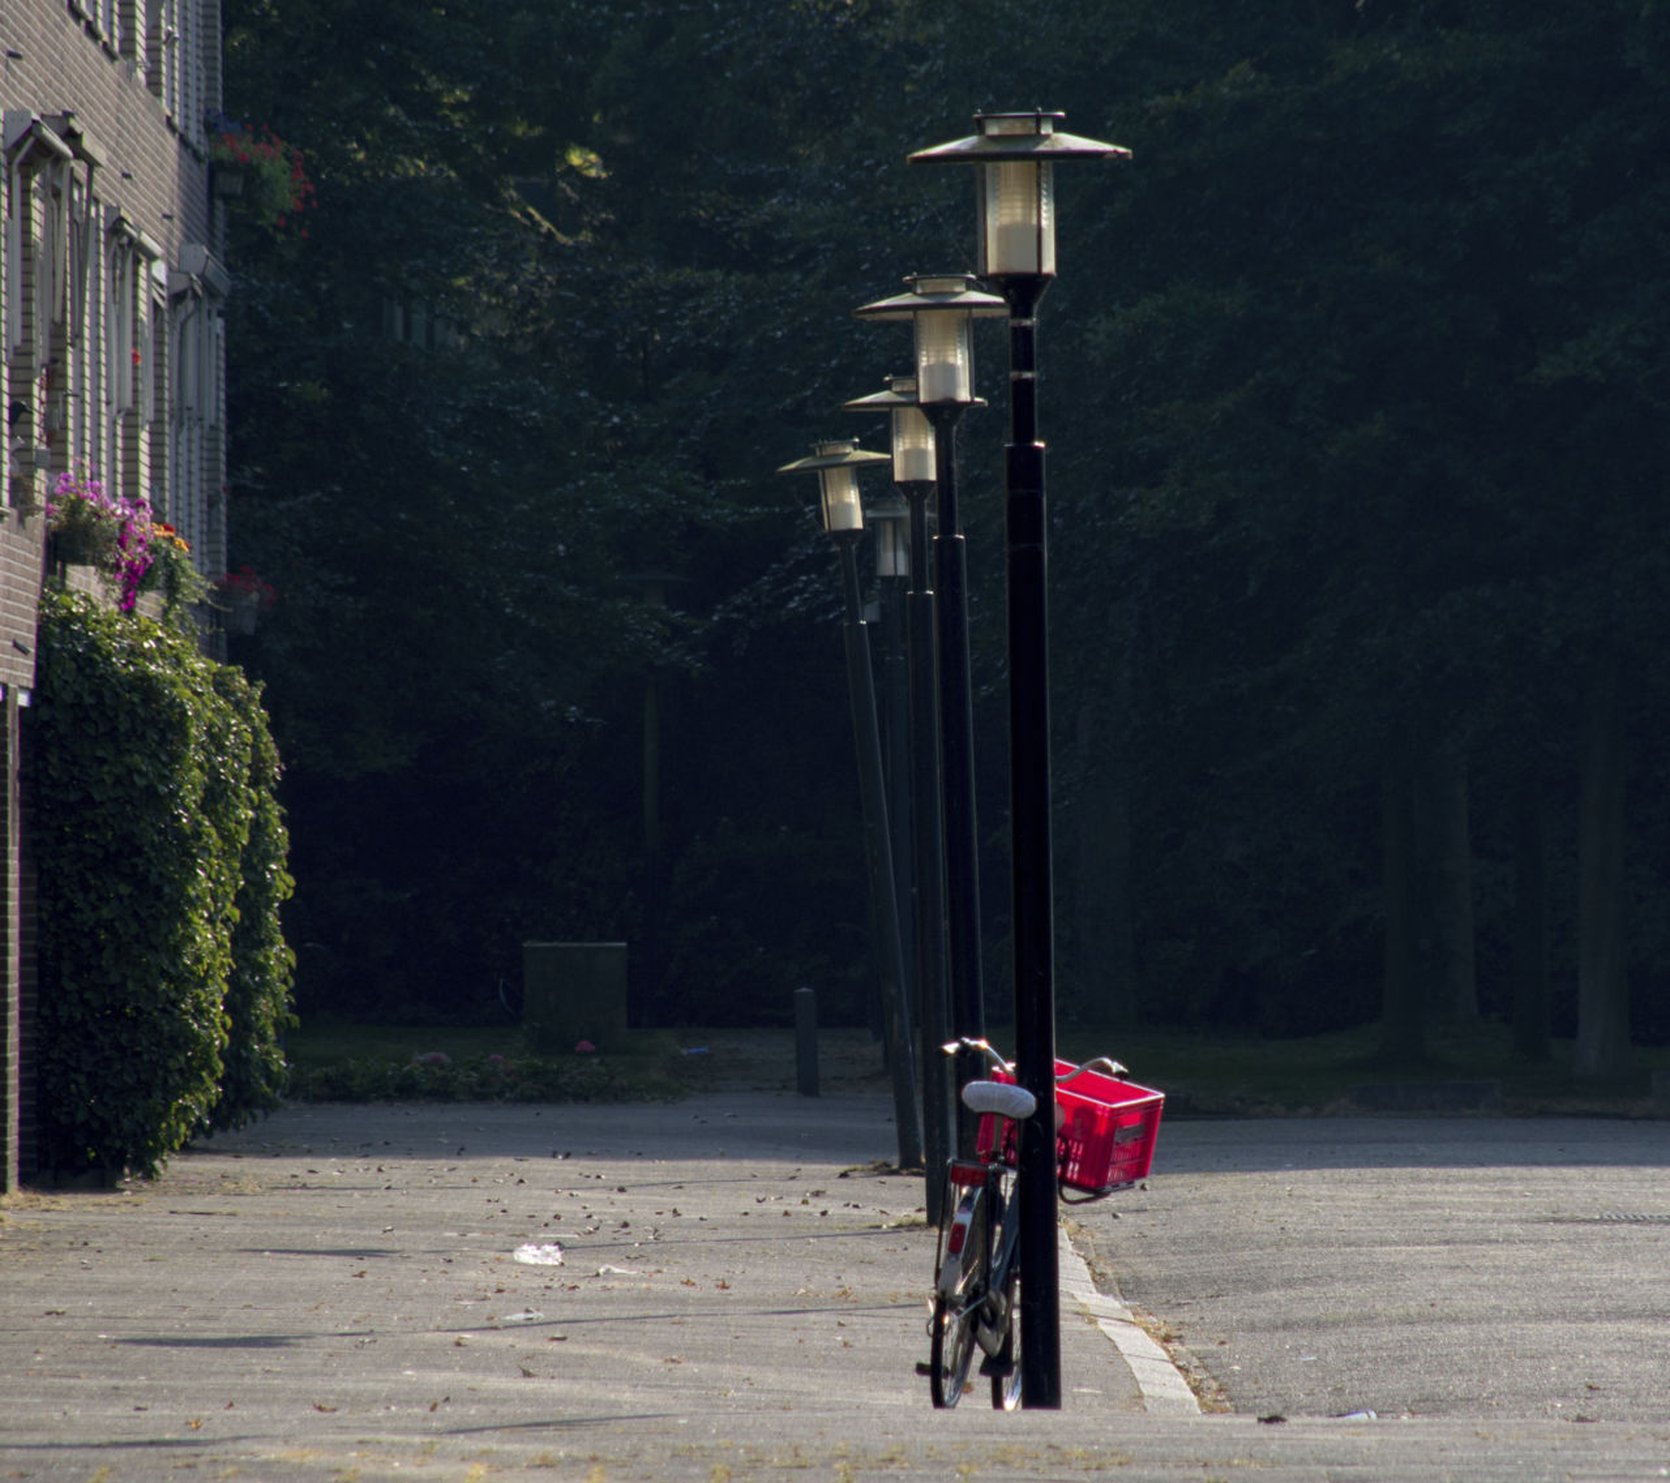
[961,1079,1038,1122]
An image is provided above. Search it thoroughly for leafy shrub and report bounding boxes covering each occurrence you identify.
[210,667,297,1129]
[30,592,294,1175]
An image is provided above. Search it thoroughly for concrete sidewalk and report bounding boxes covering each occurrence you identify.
[0,1092,1152,1477]
[4,1089,1669,1480]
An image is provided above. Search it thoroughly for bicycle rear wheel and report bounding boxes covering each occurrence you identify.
[929,1182,987,1408]
[984,1172,1022,1410]
[989,1272,1021,1410]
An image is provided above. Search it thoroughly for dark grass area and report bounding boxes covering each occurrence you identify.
[282,1022,698,1102]
[283,1018,1669,1115]
[1055,1022,1670,1118]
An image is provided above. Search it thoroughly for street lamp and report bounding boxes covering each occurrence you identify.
[777,439,923,1171]
[911,109,1129,1410]
[844,376,954,1214]
[855,277,1005,1147]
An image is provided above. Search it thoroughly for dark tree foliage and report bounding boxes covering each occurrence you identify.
[222,0,1670,1046]
[1052,0,1670,1049]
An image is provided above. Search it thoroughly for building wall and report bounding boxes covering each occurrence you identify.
[0,693,21,1192]
[0,0,227,1189]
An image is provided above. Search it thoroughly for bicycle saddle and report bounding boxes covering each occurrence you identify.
[961,1080,1038,1122]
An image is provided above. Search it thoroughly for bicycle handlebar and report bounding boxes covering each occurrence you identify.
[939,1037,1011,1075]
[1072,1055,1130,1080]
[939,1038,1128,1082]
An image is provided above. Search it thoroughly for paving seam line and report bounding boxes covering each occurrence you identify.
[1058,1226,1201,1414]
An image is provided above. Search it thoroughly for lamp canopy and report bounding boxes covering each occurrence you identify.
[840,374,920,415]
[908,110,1129,166]
[854,273,1008,323]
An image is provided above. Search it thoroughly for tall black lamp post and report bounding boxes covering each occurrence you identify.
[844,375,953,1215]
[854,277,1005,1148]
[911,110,1129,1409]
[777,439,923,1171]
[867,489,915,1055]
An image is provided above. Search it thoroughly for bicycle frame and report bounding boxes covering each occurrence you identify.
[934,1155,1019,1356]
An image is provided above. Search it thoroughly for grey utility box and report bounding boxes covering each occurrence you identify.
[523,941,628,1053]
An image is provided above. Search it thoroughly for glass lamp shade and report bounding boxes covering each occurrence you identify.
[874,514,909,578]
[981,158,1055,278]
[818,462,864,534]
[840,375,938,483]
[914,307,973,406]
[891,400,936,483]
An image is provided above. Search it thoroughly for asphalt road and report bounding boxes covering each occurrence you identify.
[1075,1115,1670,1426]
[3,1077,1669,1480]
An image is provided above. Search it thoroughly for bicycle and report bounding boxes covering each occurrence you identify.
[926,1038,1164,1409]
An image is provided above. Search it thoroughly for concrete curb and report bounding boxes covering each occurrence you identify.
[1060,1227,1201,1414]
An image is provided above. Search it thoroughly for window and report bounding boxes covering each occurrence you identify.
[65,174,96,474]
[179,0,201,143]
[88,0,122,53]
[142,262,163,429]
[118,0,145,66]
[168,246,227,559]
[147,0,179,119]
[105,222,137,488]
[3,116,75,509]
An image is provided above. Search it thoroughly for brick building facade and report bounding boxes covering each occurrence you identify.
[1,0,229,1188]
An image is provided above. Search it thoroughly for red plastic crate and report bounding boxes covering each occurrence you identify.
[975,1058,1164,1197]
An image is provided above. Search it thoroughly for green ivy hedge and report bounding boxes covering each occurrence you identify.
[30,591,295,1177]
[211,664,296,1131]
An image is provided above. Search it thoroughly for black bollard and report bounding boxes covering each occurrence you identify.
[794,986,820,1097]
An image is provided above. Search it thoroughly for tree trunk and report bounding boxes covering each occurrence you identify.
[1379,760,1426,1066]
[1573,655,1630,1080]
[1510,775,1551,1062]
[1413,742,1478,1024]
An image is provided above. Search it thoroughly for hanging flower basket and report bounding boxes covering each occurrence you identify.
[213,566,278,634]
[138,523,210,621]
[49,508,121,567]
[45,472,154,610]
[206,114,314,234]
[225,589,259,634]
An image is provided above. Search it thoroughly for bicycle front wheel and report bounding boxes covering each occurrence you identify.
[929,1184,987,1408]
[989,1273,1021,1410]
